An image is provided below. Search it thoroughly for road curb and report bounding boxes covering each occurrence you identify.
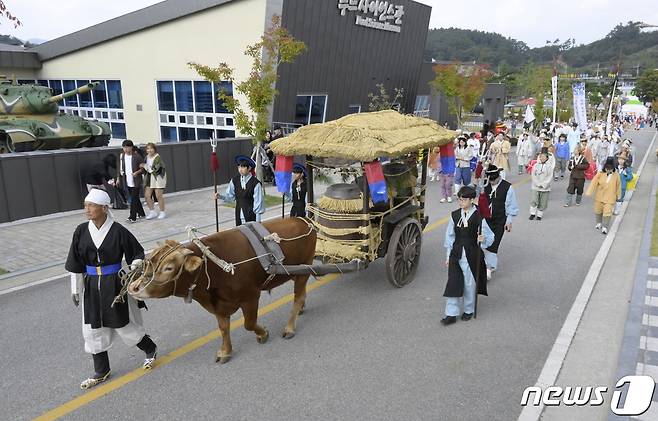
[518,130,658,421]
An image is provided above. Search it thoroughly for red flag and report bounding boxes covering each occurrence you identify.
[210,151,219,172]
[478,191,491,219]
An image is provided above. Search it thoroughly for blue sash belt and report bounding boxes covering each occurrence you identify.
[85,263,122,276]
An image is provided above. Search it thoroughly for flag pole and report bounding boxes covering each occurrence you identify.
[282,194,285,219]
[210,136,219,233]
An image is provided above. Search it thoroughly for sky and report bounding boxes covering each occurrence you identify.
[2,0,658,48]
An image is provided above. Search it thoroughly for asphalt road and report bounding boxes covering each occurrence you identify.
[1,128,654,421]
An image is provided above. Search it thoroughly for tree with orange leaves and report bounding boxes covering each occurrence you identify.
[430,63,491,127]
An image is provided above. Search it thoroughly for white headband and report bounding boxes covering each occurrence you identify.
[84,189,111,206]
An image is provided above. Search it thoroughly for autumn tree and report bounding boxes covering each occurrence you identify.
[429,63,491,127]
[367,83,405,112]
[189,15,305,181]
[0,1,20,27]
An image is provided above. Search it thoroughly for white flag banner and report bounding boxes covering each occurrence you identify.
[524,105,535,123]
[551,75,558,122]
[572,82,588,132]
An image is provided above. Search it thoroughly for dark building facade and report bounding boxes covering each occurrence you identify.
[273,0,431,128]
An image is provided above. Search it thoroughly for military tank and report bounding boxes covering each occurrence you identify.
[0,80,112,153]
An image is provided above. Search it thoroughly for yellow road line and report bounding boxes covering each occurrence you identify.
[35,176,531,420]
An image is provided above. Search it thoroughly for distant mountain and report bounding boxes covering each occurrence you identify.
[0,35,47,49]
[424,22,658,75]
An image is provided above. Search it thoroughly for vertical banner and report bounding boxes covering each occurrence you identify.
[551,75,558,123]
[275,155,294,194]
[572,82,588,133]
[606,77,618,156]
[363,160,388,204]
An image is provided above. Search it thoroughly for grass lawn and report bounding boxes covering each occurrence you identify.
[0,267,7,275]
[651,193,658,256]
[221,194,285,209]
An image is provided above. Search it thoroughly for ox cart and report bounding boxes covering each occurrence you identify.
[269,110,455,287]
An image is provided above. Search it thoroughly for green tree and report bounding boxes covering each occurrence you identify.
[367,83,405,112]
[636,69,658,102]
[189,15,305,181]
[429,63,491,127]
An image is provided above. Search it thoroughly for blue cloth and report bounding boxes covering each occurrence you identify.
[221,174,265,223]
[619,167,633,200]
[85,263,122,276]
[555,141,570,160]
[444,207,495,316]
[504,186,519,225]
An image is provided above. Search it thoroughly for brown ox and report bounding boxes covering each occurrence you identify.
[127,218,316,363]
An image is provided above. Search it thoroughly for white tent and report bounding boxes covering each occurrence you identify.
[621,96,648,118]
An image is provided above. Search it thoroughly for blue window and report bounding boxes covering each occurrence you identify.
[106,80,123,109]
[194,81,213,113]
[77,80,92,107]
[92,80,108,108]
[157,81,175,111]
[216,129,235,139]
[197,128,215,140]
[49,80,63,105]
[175,81,193,112]
[111,123,126,139]
[214,81,233,113]
[160,126,177,142]
[36,80,48,87]
[178,127,196,141]
[62,80,78,107]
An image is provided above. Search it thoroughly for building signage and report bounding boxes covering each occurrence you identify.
[337,0,404,33]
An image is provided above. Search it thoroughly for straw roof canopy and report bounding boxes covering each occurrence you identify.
[269,110,456,161]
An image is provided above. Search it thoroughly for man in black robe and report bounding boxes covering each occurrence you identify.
[482,165,519,280]
[441,186,495,325]
[66,189,157,389]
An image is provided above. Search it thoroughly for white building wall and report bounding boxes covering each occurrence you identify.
[36,0,266,143]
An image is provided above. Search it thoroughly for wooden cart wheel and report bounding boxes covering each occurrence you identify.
[385,217,422,288]
[0,134,15,154]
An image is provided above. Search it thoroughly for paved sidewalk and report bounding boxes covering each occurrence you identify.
[0,181,327,283]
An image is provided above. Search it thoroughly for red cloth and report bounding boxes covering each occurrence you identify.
[210,151,219,172]
[477,192,491,219]
[475,161,484,178]
[584,161,597,180]
[526,159,537,174]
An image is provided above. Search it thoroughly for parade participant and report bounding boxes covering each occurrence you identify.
[489,134,511,179]
[553,133,570,181]
[529,148,555,220]
[586,158,621,235]
[483,165,519,279]
[119,140,146,223]
[218,155,265,226]
[428,146,440,181]
[441,186,495,325]
[140,142,167,220]
[565,145,589,207]
[614,153,633,215]
[467,132,480,171]
[437,142,456,203]
[567,122,580,155]
[516,132,534,175]
[454,136,473,190]
[289,163,307,217]
[66,189,157,390]
[596,136,611,171]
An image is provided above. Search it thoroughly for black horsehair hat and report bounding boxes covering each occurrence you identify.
[485,164,501,175]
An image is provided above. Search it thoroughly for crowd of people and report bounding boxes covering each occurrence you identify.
[437,116,646,325]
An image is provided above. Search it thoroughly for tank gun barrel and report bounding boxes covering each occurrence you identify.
[47,82,99,103]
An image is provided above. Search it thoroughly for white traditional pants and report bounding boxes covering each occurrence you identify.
[81,295,146,354]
